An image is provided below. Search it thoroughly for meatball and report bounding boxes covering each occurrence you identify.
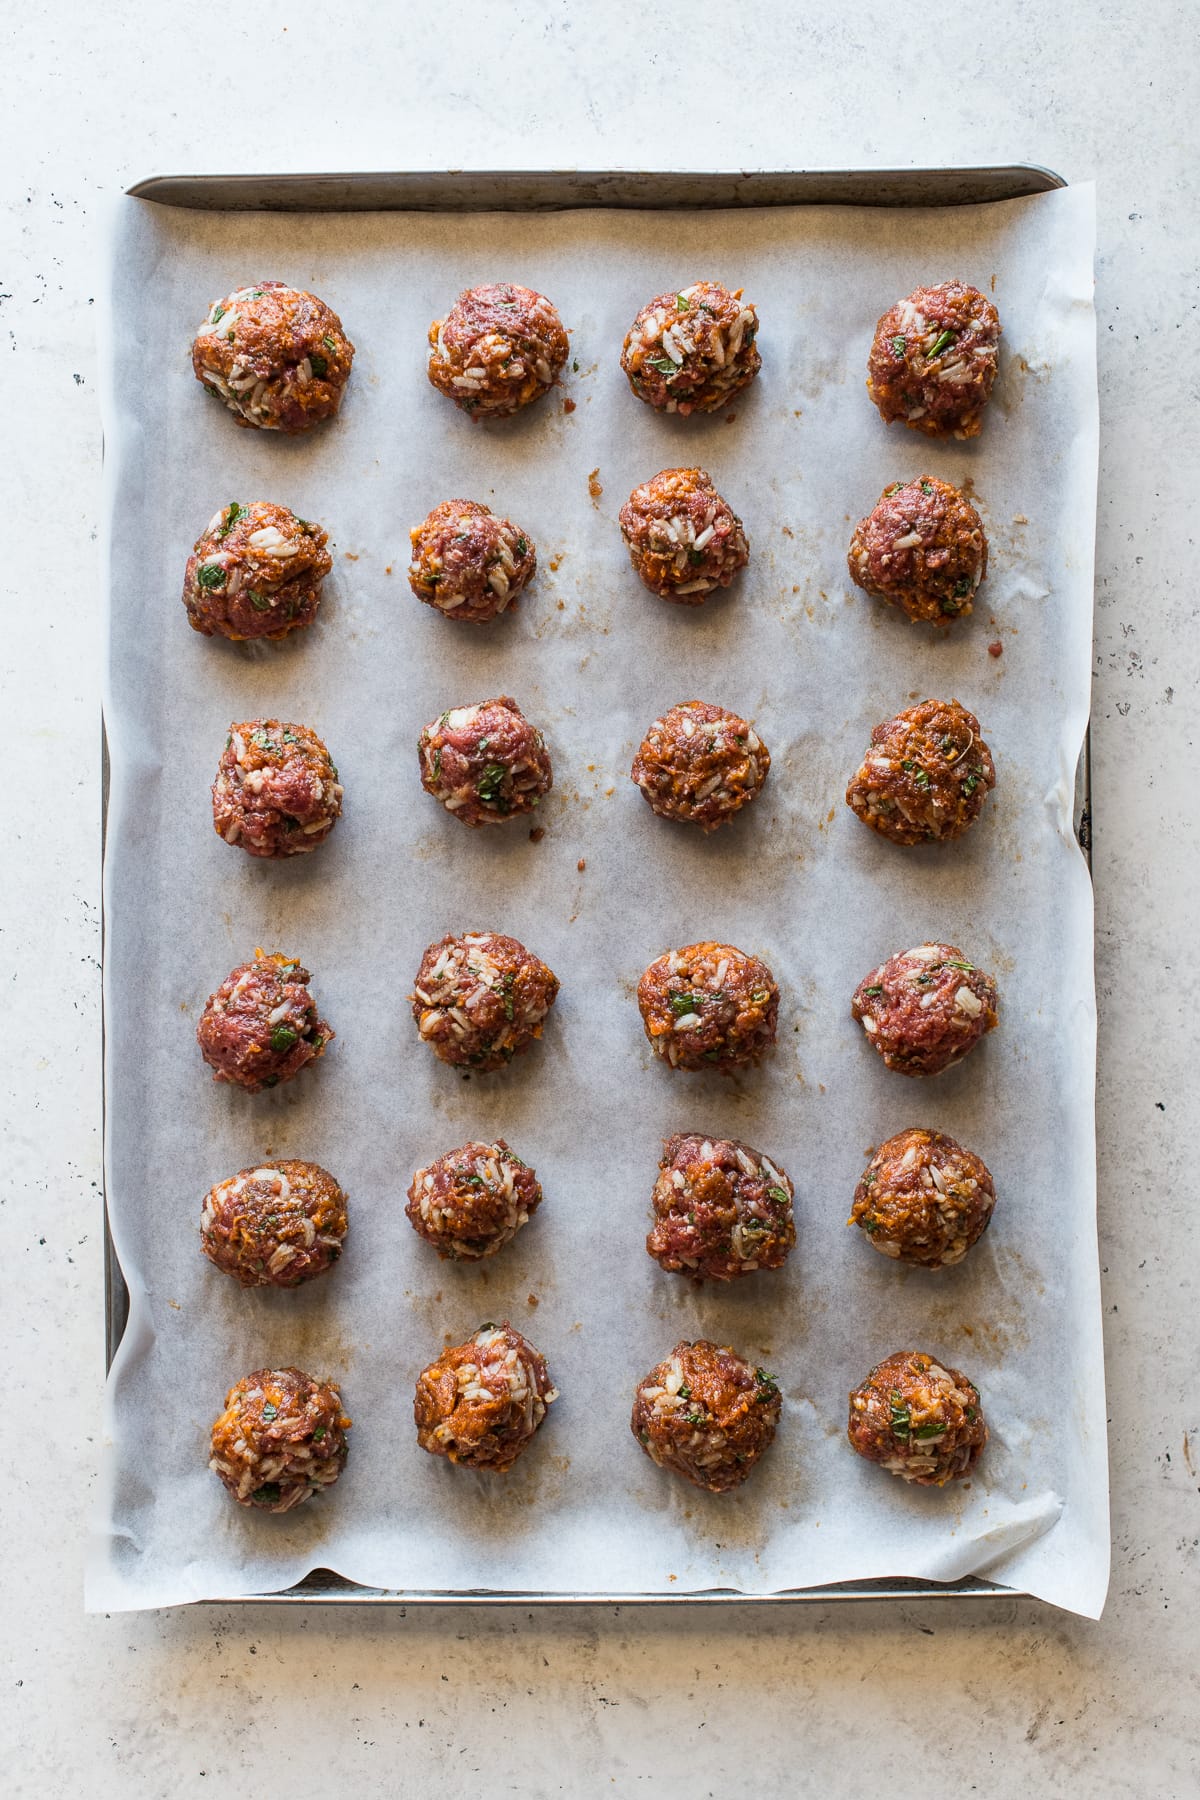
[427,283,568,419]
[213,719,343,857]
[631,1340,780,1492]
[631,700,769,831]
[848,1350,987,1486]
[197,948,334,1092]
[414,1323,557,1471]
[191,281,354,432]
[620,281,760,415]
[647,1133,795,1281]
[182,501,332,642]
[210,1367,350,1511]
[637,941,778,1072]
[852,943,998,1077]
[408,499,536,622]
[866,281,1001,439]
[419,697,552,827]
[848,477,987,624]
[201,1159,348,1287]
[411,932,559,1071]
[618,469,749,603]
[849,1128,996,1268]
[845,699,995,846]
[406,1139,541,1261]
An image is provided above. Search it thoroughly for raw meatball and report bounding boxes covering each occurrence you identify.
[213,719,343,857]
[646,1133,795,1281]
[618,469,749,603]
[866,281,1001,439]
[406,1139,541,1261]
[408,499,536,622]
[848,477,988,624]
[192,281,354,432]
[849,1128,996,1268]
[197,948,334,1092]
[845,699,995,845]
[852,943,997,1077]
[182,501,332,641]
[411,932,559,1071]
[201,1159,348,1287]
[414,1323,557,1471]
[621,281,760,414]
[637,941,778,1072]
[631,1340,780,1492]
[427,283,568,418]
[419,697,552,827]
[631,700,769,831]
[847,1350,987,1486]
[210,1367,350,1511]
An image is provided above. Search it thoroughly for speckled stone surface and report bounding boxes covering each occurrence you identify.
[2,3,1197,1793]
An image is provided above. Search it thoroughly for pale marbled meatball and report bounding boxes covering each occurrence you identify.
[845,699,995,846]
[619,468,749,603]
[621,281,760,414]
[848,476,988,624]
[637,941,778,1072]
[631,700,768,830]
[197,949,334,1092]
[646,1133,795,1281]
[191,281,353,432]
[406,1139,541,1260]
[414,1324,557,1471]
[848,1350,987,1485]
[411,932,559,1071]
[408,500,536,622]
[632,1340,780,1492]
[849,1128,995,1268]
[213,719,342,857]
[418,697,551,826]
[427,283,568,418]
[852,943,997,1077]
[201,1159,348,1287]
[866,282,1001,438]
[182,501,331,641]
[210,1367,351,1511]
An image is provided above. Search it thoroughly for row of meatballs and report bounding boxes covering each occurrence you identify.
[191,276,1001,436]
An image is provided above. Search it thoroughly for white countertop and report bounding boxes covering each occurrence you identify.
[3,3,1197,1793]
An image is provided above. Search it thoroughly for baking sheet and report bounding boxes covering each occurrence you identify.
[91,182,1105,1615]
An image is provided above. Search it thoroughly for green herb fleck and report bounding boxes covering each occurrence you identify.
[270,1025,299,1053]
[913,1421,946,1439]
[862,985,882,997]
[669,993,703,1016]
[962,774,979,796]
[648,354,678,375]
[676,293,690,310]
[755,1368,779,1394]
[309,353,328,378]
[322,334,336,352]
[515,537,528,556]
[954,575,973,597]
[889,1393,912,1440]
[247,590,270,612]
[252,1483,281,1504]
[925,328,956,360]
[211,304,226,324]
[312,1427,326,1441]
[476,763,509,806]
[196,562,226,591]
[677,1382,692,1400]
[891,335,906,356]
[218,501,244,537]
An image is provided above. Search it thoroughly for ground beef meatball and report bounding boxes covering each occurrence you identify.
[418,697,551,827]
[632,1340,780,1492]
[197,948,334,1092]
[849,1128,996,1268]
[637,941,778,1072]
[406,1139,541,1260]
[848,476,988,624]
[213,719,342,857]
[852,943,998,1077]
[192,281,354,432]
[411,932,559,1071]
[848,1350,988,1486]
[201,1159,348,1287]
[621,282,760,414]
[866,281,1001,439]
[210,1367,350,1511]
[845,699,995,846]
[631,701,769,831]
[618,469,749,603]
[414,1323,557,1471]
[183,501,332,642]
[408,499,536,622]
[646,1133,795,1281]
[427,283,568,419]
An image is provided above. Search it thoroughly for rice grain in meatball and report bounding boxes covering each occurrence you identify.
[621,282,760,414]
[406,1139,541,1261]
[192,281,354,432]
[182,501,332,641]
[197,948,334,1092]
[632,1340,780,1492]
[647,1133,795,1281]
[213,719,343,857]
[866,281,1001,439]
[419,697,551,827]
[848,477,988,624]
[411,932,559,1071]
[427,283,568,419]
[414,1323,557,1471]
[852,943,997,1077]
[637,941,778,1072]
[848,1350,987,1485]
[210,1367,350,1511]
[618,469,749,603]
[201,1159,348,1286]
[632,700,769,831]
[408,499,536,622]
[845,699,995,846]
[849,1128,996,1268]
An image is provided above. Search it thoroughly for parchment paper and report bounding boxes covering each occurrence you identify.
[91,182,1105,1615]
